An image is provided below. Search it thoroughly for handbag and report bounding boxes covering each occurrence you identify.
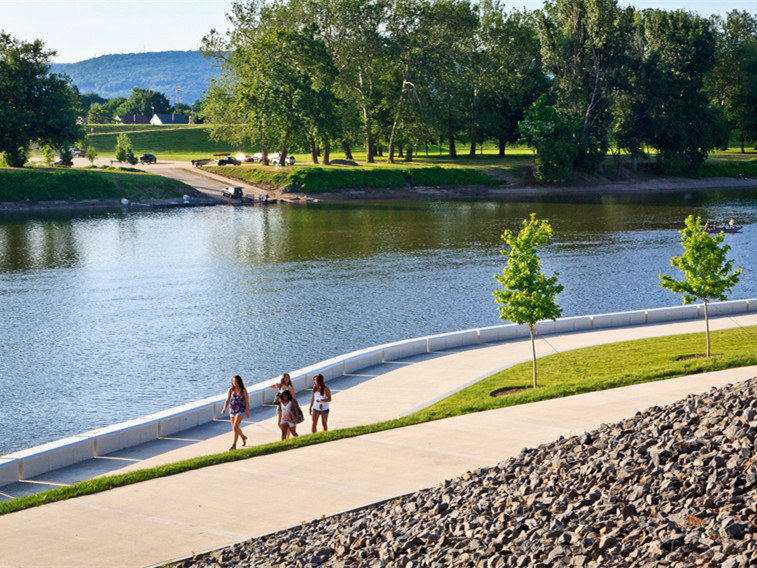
[293,399,305,424]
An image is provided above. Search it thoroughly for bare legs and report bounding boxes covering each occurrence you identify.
[311,411,329,433]
[281,423,299,440]
[229,414,246,450]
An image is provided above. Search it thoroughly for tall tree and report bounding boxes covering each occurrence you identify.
[0,33,83,167]
[537,0,633,172]
[659,215,742,357]
[641,10,724,175]
[493,213,563,387]
[708,11,757,153]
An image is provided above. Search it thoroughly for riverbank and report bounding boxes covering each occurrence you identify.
[3,159,757,213]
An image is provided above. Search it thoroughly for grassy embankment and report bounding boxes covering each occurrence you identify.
[83,124,757,192]
[0,167,193,203]
[1,324,755,516]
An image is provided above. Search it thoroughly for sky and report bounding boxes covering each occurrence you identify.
[2,0,757,64]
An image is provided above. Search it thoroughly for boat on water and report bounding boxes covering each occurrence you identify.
[705,225,743,234]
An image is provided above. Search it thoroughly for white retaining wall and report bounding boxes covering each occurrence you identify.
[1,298,753,489]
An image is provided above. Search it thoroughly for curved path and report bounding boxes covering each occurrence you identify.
[0,313,756,567]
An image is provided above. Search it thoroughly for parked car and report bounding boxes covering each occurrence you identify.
[236,153,254,163]
[222,186,244,199]
[269,153,295,166]
[53,158,73,167]
[69,147,86,158]
[140,153,157,164]
[251,152,263,162]
[217,156,241,166]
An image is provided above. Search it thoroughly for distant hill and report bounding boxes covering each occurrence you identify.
[50,51,219,104]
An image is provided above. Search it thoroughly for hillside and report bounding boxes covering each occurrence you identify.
[50,50,219,104]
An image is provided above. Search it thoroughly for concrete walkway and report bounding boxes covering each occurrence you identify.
[0,313,755,568]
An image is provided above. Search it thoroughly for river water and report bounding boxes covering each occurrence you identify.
[1,188,756,454]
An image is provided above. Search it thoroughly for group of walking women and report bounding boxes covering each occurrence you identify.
[221,373,331,449]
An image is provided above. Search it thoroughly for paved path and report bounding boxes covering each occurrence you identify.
[0,313,755,568]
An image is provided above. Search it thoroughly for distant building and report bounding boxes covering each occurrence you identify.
[150,113,188,125]
[117,114,151,125]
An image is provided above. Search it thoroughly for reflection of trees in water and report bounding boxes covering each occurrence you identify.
[0,221,79,272]
[229,197,752,266]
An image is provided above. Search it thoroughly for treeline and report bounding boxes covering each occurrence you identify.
[200,0,757,181]
[79,88,201,124]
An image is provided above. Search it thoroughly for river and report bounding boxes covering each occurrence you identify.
[1,188,756,454]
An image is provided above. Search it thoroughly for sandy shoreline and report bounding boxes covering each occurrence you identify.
[4,158,757,213]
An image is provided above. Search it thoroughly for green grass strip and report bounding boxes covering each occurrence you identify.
[1,325,755,516]
[203,165,498,193]
[0,167,192,202]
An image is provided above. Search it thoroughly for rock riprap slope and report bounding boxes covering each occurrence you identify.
[182,379,757,568]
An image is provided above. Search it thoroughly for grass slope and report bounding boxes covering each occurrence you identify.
[0,167,192,202]
[1,325,755,516]
[203,164,499,193]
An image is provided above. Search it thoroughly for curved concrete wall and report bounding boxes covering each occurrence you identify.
[1,298,753,488]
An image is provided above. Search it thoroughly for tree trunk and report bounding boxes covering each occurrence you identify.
[498,138,506,157]
[323,139,330,165]
[704,299,711,357]
[341,140,353,160]
[468,85,480,159]
[358,68,375,163]
[388,142,395,163]
[530,325,537,388]
[404,146,413,162]
[448,130,457,159]
[310,140,319,164]
[741,132,745,154]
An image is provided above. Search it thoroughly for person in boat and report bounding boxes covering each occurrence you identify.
[729,218,737,228]
[705,220,715,231]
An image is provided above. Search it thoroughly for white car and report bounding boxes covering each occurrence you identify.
[222,186,244,199]
[269,153,295,166]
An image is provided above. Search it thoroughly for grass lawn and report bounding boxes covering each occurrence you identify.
[0,166,193,202]
[1,324,755,517]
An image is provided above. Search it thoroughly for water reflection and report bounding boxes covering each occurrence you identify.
[0,189,755,453]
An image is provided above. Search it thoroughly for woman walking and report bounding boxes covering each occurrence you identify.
[270,373,295,436]
[279,390,300,440]
[221,375,249,450]
[309,373,331,433]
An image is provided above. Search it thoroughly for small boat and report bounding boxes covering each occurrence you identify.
[705,225,742,234]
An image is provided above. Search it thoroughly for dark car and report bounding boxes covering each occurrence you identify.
[217,156,241,166]
[140,153,157,164]
[222,186,244,199]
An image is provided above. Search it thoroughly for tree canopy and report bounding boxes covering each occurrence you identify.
[0,32,83,167]
[191,0,757,178]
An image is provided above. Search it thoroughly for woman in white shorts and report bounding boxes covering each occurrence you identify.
[309,373,331,433]
[279,390,299,440]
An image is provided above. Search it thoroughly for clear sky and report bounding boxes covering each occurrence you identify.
[2,0,756,64]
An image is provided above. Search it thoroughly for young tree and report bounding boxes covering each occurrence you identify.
[85,145,98,164]
[41,145,56,165]
[659,215,742,357]
[493,213,564,387]
[114,133,132,163]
